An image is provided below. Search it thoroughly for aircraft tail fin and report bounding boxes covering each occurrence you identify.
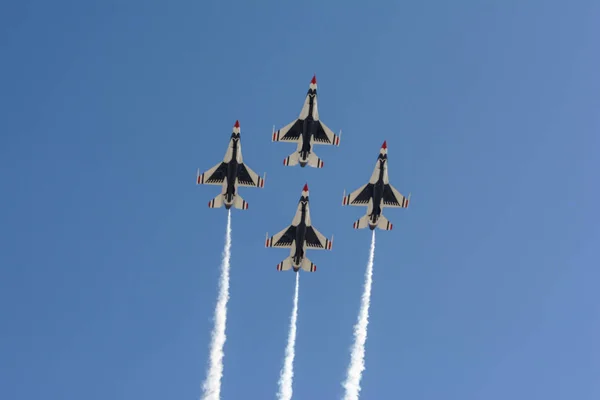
[208,194,224,208]
[301,256,317,272]
[307,151,325,168]
[352,214,370,229]
[276,257,293,271]
[377,214,393,230]
[232,194,249,210]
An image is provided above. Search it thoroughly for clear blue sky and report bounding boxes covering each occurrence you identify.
[1,1,599,399]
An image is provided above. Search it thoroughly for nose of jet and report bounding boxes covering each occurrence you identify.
[302,183,309,193]
[379,140,388,155]
[232,120,241,134]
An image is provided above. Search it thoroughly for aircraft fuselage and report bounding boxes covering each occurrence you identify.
[223,136,240,209]
[368,159,386,229]
[291,202,308,271]
[298,92,318,167]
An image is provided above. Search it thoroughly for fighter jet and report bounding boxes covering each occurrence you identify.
[342,141,410,230]
[196,120,265,210]
[272,75,341,168]
[265,184,333,272]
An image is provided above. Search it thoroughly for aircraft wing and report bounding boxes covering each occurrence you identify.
[342,184,373,206]
[237,163,265,188]
[382,184,410,208]
[304,226,333,250]
[265,226,296,248]
[313,121,340,146]
[273,120,303,142]
[197,162,228,185]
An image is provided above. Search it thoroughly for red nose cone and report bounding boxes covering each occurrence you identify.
[381,140,387,150]
[234,120,240,128]
[303,183,309,192]
[311,75,317,85]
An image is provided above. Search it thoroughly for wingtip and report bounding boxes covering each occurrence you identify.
[259,172,266,188]
[234,120,240,128]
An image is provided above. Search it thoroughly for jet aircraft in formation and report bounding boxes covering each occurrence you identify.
[195,76,410,272]
[272,75,341,168]
[196,120,265,210]
[265,184,333,272]
[342,141,410,230]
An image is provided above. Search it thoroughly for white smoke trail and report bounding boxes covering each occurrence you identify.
[342,231,376,400]
[277,272,300,400]
[201,210,232,400]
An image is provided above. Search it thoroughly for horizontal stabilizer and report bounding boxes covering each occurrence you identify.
[276,257,293,271]
[301,256,317,272]
[283,152,300,167]
[233,194,249,210]
[208,194,224,208]
[352,214,370,229]
[377,214,393,230]
[307,151,324,168]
